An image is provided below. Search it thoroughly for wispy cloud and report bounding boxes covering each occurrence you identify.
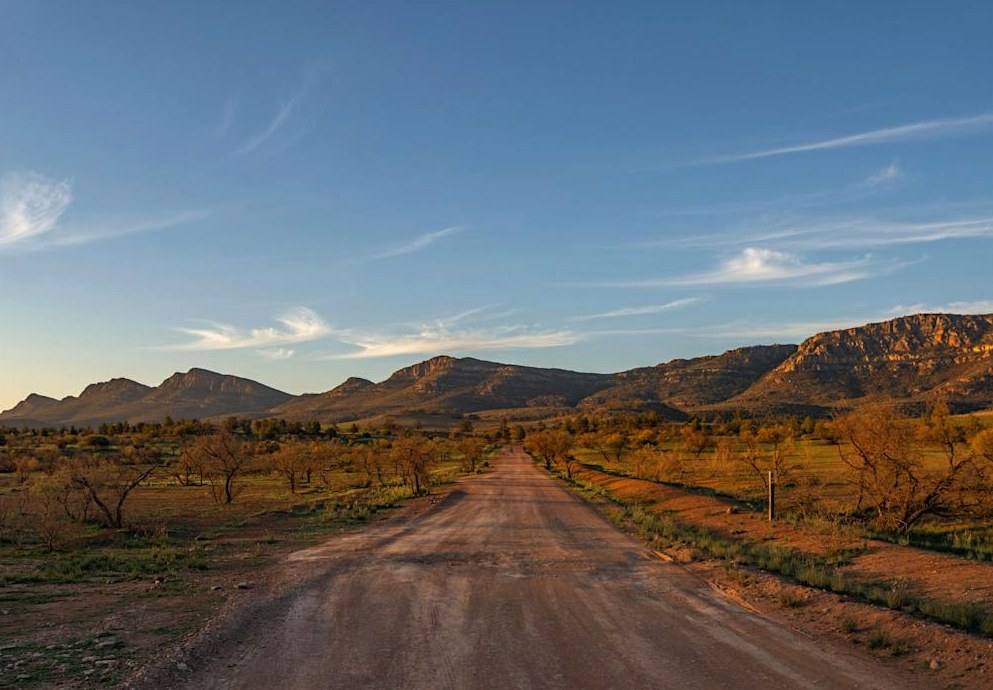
[595,248,892,288]
[788,217,993,250]
[165,307,332,351]
[50,210,208,248]
[256,347,296,360]
[370,226,464,260]
[0,172,73,247]
[570,297,702,321]
[645,164,905,220]
[215,96,238,138]
[324,321,579,359]
[233,66,326,155]
[702,112,993,164]
[0,171,205,253]
[884,300,993,317]
[660,214,993,252]
[864,162,903,187]
[702,318,868,340]
[236,99,297,155]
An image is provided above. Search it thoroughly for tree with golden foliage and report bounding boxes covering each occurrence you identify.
[525,430,574,476]
[391,434,436,495]
[834,404,991,534]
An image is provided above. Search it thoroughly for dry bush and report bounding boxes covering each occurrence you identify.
[834,404,992,534]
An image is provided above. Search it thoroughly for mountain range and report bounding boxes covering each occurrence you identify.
[3,313,992,428]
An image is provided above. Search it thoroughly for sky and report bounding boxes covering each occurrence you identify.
[1,1,991,410]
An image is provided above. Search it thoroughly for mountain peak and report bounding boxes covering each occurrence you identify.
[79,378,152,401]
[385,355,483,383]
[1,393,59,417]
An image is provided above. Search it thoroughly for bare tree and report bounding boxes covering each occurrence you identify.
[33,476,66,550]
[188,432,252,505]
[66,452,159,528]
[175,441,207,486]
[316,439,352,488]
[736,425,798,492]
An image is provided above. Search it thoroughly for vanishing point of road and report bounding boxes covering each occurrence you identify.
[159,447,929,690]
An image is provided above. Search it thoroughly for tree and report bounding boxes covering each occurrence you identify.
[525,430,573,476]
[269,443,308,493]
[679,425,714,462]
[316,439,352,488]
[598,433,628,464]
[66,451,159,528]
[458,436,486,474]
[188,432,252,504]
[834,405,989,534]
[175,440,208,486]
[736,425,798,492]
[391,435,436,495]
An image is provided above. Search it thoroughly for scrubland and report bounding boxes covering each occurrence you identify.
[0,418,488,688]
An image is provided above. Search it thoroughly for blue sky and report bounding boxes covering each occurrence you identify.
[1,1,991,409]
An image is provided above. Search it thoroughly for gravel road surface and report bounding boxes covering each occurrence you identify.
[165,446,929,689]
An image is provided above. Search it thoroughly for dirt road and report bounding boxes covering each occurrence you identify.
[159,447,930,689]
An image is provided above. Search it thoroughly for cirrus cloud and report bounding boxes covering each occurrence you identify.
[594,248,898,288]
[701,111,993,164]
[369,225,465,260]
[0,172,73,247]
[165,307,332,351]
[569,297,702,321]
[0,170,206,253]
[323,322,579,360]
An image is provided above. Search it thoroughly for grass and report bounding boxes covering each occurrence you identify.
[0,636,141,689]
[871,525,993,563]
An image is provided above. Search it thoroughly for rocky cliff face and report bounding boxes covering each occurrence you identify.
[737,313,993,407]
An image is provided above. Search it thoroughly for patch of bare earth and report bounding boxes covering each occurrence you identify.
[0,489,452,689]
[572,465,993,689]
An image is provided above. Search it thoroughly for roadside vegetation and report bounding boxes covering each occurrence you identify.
[0,416,497,687]
[523,402,993,639]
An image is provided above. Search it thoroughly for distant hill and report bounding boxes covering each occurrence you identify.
[270,356,617,422]
[580,345,797,412]
[3,313,992,428]
[0,369,292,427]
